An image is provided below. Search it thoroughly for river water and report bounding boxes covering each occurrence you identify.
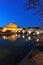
[0,37,36,65]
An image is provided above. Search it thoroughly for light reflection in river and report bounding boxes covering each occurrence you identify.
[2,34,18,41]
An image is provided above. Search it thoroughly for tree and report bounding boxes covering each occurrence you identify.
[25,0,43,28]
[25,0,43,15]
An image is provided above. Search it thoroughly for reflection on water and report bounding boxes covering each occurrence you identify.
[2,34,18,41]
[0,33,36,65]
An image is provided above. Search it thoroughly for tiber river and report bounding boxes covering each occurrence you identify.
[0,36,36,65]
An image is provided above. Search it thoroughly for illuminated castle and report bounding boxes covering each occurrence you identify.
[1,22,23,41]
[2,22,23,32]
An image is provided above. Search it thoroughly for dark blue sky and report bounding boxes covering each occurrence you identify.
[0,0,41,27]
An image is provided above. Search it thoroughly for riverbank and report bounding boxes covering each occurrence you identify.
[21,45,43,65]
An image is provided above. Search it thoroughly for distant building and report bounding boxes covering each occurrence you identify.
[2,22,23,32]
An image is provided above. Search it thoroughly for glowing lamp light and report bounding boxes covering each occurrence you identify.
[22,35,25,38]
[22,30,25,33]
[28,31,31,34]
[36,39,39,42]
[36,31,40,35]
[28,37,31,40]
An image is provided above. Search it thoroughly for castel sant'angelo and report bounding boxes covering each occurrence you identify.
[0,22,23,41]
[2,22,23,32]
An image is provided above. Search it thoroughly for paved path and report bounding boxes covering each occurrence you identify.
[20,46,43,65]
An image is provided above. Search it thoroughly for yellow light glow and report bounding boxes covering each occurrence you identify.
[2,28,7,32]
[2,36,7,40]
[2,34,18,41]
[2,23,23,32]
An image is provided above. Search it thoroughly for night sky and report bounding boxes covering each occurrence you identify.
[0,0,41,28]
